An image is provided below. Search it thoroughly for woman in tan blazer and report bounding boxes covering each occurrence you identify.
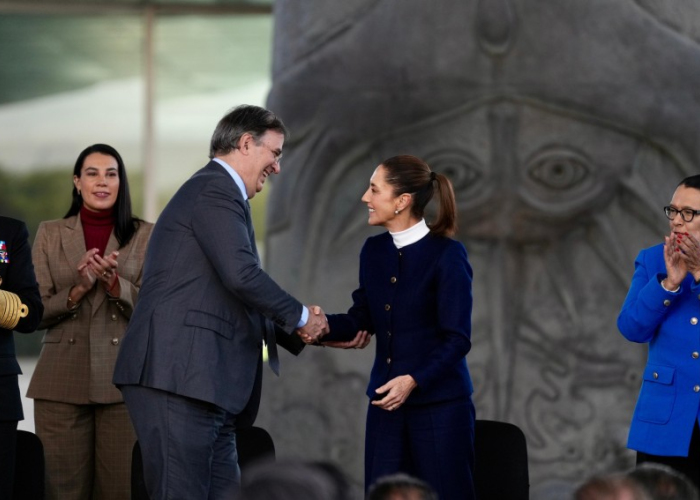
[28,144,153,500]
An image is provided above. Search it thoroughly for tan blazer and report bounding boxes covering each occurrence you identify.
[28,215,153,404]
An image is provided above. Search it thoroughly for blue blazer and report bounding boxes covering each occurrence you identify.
[113,162,303,418]
[0,217,42,421]
[325,232,473,405]
[618,244,700,456]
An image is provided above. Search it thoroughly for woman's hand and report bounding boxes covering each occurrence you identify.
[371,375,417,411]
[89,250,120,294]
[76,248,100,291]
[68,248,101,308]
[675,232,700,282]
[322,330,371,349]
[664,233,688,289]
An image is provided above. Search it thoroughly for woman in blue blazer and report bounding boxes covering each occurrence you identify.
[618,174,700,488]
[309,155,475,499]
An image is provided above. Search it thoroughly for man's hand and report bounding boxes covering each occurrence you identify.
[297,305,329,344]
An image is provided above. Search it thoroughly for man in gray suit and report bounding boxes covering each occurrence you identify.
[113,105,328,500]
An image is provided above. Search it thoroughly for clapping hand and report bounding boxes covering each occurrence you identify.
[664,232,691,288]
[76,248,100,290]
[88,250,119,288]
[673,231,700,282]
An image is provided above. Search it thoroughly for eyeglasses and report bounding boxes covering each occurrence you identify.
[664,206,700,222]
[259,143,283,164]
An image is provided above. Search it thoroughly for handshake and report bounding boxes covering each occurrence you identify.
[295,305,370,349]
[296,305,329,345]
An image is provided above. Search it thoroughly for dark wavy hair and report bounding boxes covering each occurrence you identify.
[64,143,141,247]
[381,155,458,237]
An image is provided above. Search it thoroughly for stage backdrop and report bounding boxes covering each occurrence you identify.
[256,1,700,498]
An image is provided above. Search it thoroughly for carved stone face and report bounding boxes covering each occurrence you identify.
[372,103,638,244]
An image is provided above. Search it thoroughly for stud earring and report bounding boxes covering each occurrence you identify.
[394,209,400,215]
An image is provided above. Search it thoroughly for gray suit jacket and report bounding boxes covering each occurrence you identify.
[113,162,302,416]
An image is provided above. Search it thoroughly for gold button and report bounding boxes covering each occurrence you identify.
[111,314,118,321]
[385,304,391,311]
[390,277,397,284]
[653,372,659,379]
[694,385,700,393]
[68,339,75,345]
[663,299,671,307]
[387,358,391,364]
[111,338,119,345]
[693,352,699,359]
[692,318,699,325]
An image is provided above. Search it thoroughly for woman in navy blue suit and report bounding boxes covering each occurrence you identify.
[618,174,700,489]
[308,155,475,499]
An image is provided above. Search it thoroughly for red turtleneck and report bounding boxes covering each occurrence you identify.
[80,205,115,256]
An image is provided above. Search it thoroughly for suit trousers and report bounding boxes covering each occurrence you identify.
[365,397,476,500]
[34,399,135,500]
[0,419,18,499]
[121,385,240,500]
[637,422,700,490]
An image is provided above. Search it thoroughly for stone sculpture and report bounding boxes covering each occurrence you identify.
[259,1,700,497]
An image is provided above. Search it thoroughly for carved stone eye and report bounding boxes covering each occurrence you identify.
[428,152,482,191]
[527,152,590,191]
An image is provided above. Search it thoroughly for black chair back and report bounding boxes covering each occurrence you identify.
[474,419,529,500]
[237,426,276,473]
[14,430,45,500]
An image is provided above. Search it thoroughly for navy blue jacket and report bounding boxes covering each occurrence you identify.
[0,217,42,421]
[326,232,473,405]
[113,162,303,418]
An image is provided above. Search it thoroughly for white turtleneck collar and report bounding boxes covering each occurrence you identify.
[390,219,430,249]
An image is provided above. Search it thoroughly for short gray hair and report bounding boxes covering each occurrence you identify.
[209,104,288,159]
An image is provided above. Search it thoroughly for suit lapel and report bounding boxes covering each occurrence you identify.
[60,216,95,310]
[60,216,86,276]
